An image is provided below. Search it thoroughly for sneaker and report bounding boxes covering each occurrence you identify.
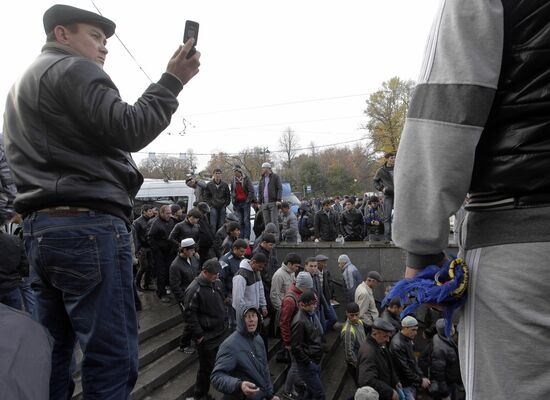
[160,296,171,303]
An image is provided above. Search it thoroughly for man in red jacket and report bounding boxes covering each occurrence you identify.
[279,271,313,399]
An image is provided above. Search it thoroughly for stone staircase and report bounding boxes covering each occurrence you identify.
[72,291,353,400]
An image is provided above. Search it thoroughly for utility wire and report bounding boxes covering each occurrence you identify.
[90,0,193,134]
[135,137,368,157]
[187,93,370,116]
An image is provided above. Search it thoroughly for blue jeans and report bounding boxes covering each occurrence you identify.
[19,275,37,317]
[0,287,22,310]
[209,206,226,233]
[24,210,139,400]
[233,201,251,240]
[298,362,325,400]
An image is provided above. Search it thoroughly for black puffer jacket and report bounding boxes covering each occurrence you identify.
[4,45,183,221]
[471,2,550,201]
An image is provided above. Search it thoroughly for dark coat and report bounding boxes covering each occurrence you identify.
[258,172,282,204]
[0,232,26,295]
[169,219,199,245]
[147,217,177,252]
[219,252,244,298]
[340,207,364,240]
[314,210,338,241]
[431,333,461,389]
[373,163,394,197]
[291,309,323,366]
[183,274,227,347]
[211,305,274,399]
[205,179,231,210]
[358,336,400,400]
[381,309,402,333]
[133,215,152,251]
[169,254,200,303]
[4,45,180,222]
[389,332,423,387]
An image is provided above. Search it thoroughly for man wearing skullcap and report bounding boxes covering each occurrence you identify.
[389,316,430,399]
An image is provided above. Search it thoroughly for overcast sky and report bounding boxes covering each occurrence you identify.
[1,0,440,170]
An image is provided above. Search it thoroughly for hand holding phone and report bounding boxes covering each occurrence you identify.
[184,20,199,59]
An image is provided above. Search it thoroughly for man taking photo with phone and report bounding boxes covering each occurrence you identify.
[3,4,200,398]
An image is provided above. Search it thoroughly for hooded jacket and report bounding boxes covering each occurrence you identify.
[232,259,267,312]
[211,305,274,400]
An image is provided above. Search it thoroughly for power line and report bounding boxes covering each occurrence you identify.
[186,115,365,134]
[187,93,370,116]
[134,137,369,157]
[90,0,194,135]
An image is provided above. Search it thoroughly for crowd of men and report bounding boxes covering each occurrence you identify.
[126,193,464,400]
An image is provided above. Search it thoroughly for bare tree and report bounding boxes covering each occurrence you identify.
[278,127,300,169]
[138,155,193,180]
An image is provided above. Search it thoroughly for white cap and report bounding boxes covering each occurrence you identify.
[401,315,418,328]
[261,162,272,169]
[180,238,195,248]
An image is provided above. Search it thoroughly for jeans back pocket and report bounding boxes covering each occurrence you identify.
[38,235,102,296]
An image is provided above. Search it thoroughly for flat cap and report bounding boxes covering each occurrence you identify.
[372,318,395,333]
[43,4,116,38]
[367,271,383,282]
[180,238,195,248]
[315,254,329,261]
[401,316,418,328]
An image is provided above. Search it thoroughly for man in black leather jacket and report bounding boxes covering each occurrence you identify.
[389,316,430,399]
[291,290,325,400]
[3,4,200,399]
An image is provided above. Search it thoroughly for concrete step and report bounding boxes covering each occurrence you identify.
[131,348,198,400]
[320,341,349,400]
[274,327,341,398]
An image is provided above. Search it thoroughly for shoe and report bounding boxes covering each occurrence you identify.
[184,346,196,354]
[160,296,171,303]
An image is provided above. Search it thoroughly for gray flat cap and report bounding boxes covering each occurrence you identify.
[367,271,383,282]
[372,318,395,332]
[315,254,329,261]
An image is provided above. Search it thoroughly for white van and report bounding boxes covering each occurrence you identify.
[134,179,196,217]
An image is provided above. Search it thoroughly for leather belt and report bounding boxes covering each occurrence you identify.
[37,206,91,215]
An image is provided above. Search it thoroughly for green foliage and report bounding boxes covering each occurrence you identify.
[364,76,415,153]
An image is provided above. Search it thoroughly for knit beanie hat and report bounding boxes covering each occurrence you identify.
[295,271,313,289]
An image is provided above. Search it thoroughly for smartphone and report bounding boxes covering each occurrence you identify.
[184,20,199,59]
